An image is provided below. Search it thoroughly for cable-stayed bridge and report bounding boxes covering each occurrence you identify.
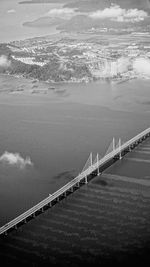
[0,127,150,236]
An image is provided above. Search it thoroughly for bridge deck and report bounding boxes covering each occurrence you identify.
[0,127,150,236]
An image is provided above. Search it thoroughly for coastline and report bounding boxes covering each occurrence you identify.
[1,73,150,114]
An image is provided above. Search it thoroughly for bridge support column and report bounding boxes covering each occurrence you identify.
[69,187,73,192]
[76,182,80,188]
[57,197,59,202]
[128,146,132,152]
[49,202,52,207]
[14,225,17,230]
[85,176,88,184]
[33,213,35,218]
[24,219,27,224]
[64,192,67,197]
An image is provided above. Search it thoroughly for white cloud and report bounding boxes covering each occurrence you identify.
[89,5,148,23]
[0,151,33,169]
[47,8,76,19]
[0,55,11,68]
[7,9,16,14]
[133,58,150,77]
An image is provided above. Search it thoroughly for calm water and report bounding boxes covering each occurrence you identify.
[0,76,150,225]
[0,0,59,42]
[1,139,150,266]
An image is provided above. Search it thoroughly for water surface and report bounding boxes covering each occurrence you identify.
[0,0,60,42]
[0,75,150,225]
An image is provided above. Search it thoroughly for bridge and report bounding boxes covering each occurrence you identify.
[0,127,150,236]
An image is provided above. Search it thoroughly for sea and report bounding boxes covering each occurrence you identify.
[0,75,150,226]
[0,0,60,43]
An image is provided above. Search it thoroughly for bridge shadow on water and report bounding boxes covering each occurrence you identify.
[1,140,150,266]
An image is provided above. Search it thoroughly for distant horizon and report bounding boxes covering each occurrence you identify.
[1,0,150,42]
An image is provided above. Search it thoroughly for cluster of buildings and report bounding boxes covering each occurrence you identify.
[8,34,150,82]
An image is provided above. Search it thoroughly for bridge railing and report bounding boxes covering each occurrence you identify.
[0,172,90,234]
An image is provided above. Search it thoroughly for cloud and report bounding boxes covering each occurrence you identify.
[133,58,150,76]
[89,5,148,22]
[0,151,33,169]
[0,55,11,68]
[47,8,76,19]
[7,9,16,14]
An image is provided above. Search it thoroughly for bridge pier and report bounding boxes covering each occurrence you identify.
[41,207,44,212]
[128,146,132,152]
[119,153,122,160]
[75,182,80,188]
[97,168,100,176]
[63,192,67,197]
[69,187,73,193]
[85,175,88,184]
[71,187,74,192]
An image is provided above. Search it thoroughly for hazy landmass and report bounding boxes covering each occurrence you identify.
[19,0,150,12]
[57,15,150,32]
[23,17,66,28]
[21,0,150,34]
[19,0,69,4]
[64,0,150,12]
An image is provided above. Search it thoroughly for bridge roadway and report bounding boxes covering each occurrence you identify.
[0,127,150,236]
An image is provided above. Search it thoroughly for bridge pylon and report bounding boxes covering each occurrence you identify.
[119,138,122,159]
[93,153,101,176]
[113,137,115,151]
[96,153,101,176]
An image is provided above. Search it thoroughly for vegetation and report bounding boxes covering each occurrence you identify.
[0,43,92,82]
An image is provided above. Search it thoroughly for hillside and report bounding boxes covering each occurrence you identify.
[22,0,150,33]
[19,0,150,12]
[65,0,150,12]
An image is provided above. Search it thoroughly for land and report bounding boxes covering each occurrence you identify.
[0,30,150,85]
